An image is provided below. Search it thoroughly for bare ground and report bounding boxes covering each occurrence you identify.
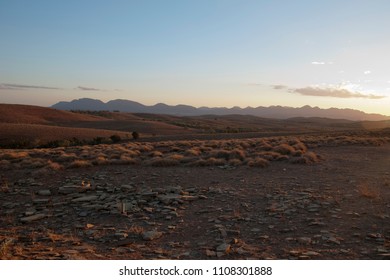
[1,144,389,260]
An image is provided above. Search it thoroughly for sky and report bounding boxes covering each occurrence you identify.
[1,0,390,115]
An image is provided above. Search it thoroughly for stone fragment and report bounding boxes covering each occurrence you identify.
[205,249,216,257]
[71,195,98,202]
[32,198,50,204]
[216,243,231,254]
[298,237,312,244]
[303,251,321,257]
[142,230,163,241]
[58,185,79,194]
[37,190,51,196]
[20,213,46,222]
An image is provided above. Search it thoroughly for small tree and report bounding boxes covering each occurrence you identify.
[110,134,122,143]
[132,131,140,140]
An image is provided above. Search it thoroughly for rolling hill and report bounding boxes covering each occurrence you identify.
[1,103,390,148]
[52,98,390,121]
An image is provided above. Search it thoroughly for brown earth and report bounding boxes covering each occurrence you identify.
[0,123,133,145]
[0,104,106,124]
[1,142,389,260]
[3,103,389,148]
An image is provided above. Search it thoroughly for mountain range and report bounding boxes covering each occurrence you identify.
[51,98,390,121]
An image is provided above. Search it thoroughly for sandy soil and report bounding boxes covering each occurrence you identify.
[1,144,389,260]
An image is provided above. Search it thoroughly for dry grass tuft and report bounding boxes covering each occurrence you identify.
[47,160,64,170]
[247,158,269,168]
[68,160,93,169]
[190,157,226,167]
[57,153,78,162]
[185,148,201,157]
[149,151,163,157]
[229,148,246,160]
[303,152,320,163]
[1,151,30,160]
[228,158,243,166]
[145,158,180,167]
[273,143,296,155]
[0,238,14,259]
[93,156,109,166]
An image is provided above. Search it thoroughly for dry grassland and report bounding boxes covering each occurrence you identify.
[1,133,389,172]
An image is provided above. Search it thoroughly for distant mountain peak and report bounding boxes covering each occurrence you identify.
[51,98,390,121]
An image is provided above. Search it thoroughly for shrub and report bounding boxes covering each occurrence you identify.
[1,151,30,160]
[68,160,93,168]
[185,148,201,157]
[303,151,319,163]
[132,131,140,140]
[273,144,296,155]
[210,149,231,160]
[167,154,184,161]
[146,158,180,167]
[229,148,246,160]
[292,142,308,153]
[47,160,64,171]
[256,151,281,160]
[190,158,226,167]
[149,151,163,157]
[93,156,109,166]
[57,153,78,162]
[247,158,269,168]
[290,152,319,164]
[228,158,243,166]
[110,134,122,143]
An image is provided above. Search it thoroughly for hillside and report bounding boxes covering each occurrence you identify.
[52,98,390,121]
[1,103,390,148]
[0,104,107,124]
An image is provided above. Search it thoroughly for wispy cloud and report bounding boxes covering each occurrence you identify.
[76,86,103,91]
[311,61,326,65]
[311,61,334,65]
[0,83,60,90]
[247,83,264,86]
[293,86,385,99]
[272,84,287,90]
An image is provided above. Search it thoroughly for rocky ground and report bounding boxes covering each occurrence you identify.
[1,144,389,260]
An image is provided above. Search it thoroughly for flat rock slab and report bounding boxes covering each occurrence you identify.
[37,190,51,196]
[71,195,99,202]
[142,231,163,241]
[58,185,80,194]
[20,213,46,222]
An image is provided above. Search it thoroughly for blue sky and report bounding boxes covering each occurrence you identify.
[1,0,389,115]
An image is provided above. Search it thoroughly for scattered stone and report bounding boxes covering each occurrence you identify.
[327,236,341,245]
[58,185,79,194]
[302,251,321,257]
[25,210,36,216]
[205,249,216,257]
[78,211,88,217]
[37,190,51,196]
[20,213,46,222]
[142,230,163,241]
[298,237,312,244]
[71,195,98,203]
[216,243,231,254]
[32,198,50,204]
